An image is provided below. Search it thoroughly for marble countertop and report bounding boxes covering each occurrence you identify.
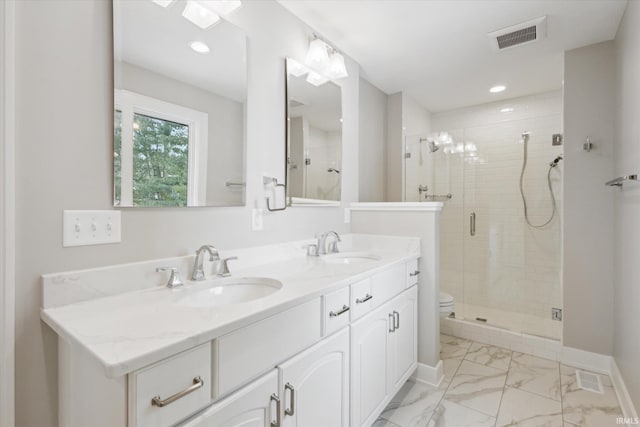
[41,235,420,378]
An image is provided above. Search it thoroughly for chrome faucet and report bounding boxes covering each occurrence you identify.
[191,245,220,281]
[317,231,341,255]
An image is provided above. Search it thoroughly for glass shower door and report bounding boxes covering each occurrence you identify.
[460,116,563,339]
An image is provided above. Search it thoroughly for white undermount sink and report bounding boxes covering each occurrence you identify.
[322,252,382,264]
[177,277,283,307]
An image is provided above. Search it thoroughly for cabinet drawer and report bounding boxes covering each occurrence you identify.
[323,286,351,335]
[370,264,405,309]
[214,298,322,398]
[350,278,373,320]
[406,259,420,287]
[129,343,211,427]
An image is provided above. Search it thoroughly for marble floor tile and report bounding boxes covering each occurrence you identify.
[380,379,445,427]
[496,386,563,426]
[371,418,401,427]
[444,360,507,416]
[440,334,472,359]
[426,399,496,427]
[506,352,561,401]
[464,342,513,371]
[560,364,623,427]
[442,357,463,384]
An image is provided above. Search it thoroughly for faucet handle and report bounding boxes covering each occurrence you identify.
[156,267,184,288]
[303,244,319,257]
[216,257,238,277]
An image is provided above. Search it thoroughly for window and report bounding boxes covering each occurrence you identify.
[114,90,208,207]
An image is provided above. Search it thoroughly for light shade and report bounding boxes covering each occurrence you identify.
[305,39,329,72]
[326,51,348,79]
[306,71,328,87]
[200,0,242,16]
[152,0,175,7]
[182,0,220,29]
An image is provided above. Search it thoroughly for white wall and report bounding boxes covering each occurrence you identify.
[386,92,403,201]
[14,1,359,426]
[563,42,616,355]
[614,0,640,408]
[358,77,387,202]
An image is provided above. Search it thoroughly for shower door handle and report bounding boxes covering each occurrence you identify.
[470,212,476,236]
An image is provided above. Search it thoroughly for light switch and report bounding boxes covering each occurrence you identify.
[63,210,121,247]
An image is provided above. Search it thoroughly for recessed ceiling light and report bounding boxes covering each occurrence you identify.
[500,107,514,113]
[490,85,506,93]
[189,40,210,54]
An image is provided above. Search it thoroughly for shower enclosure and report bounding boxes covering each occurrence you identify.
[405,111,563,340]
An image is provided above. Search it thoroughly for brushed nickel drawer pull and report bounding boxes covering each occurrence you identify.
[389,313,395,332]
[393,310,400,330]
[151,376,203,408]
[270,393,281,427]
[284,382,295,416]
[329,305,350,317]
[409,270,420,277]
[355,294,373,304]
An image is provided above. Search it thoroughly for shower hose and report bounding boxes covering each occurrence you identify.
[519,140,558,228]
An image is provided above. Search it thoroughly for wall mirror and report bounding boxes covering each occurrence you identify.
[113,0,246,207]
[286,57,342,206]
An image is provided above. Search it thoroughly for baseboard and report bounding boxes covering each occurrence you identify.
[611,358,639,419]
[411,361,443,387]
[560,346,612,374]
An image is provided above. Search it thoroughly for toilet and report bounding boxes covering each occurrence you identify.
[440,292,455,318]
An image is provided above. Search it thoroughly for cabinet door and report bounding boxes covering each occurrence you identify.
[279,328,349,427]
[350,303,391,427]
[179,370,278,427]
[388,286,418,394]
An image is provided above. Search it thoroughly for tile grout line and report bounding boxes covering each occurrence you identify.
[492,346,514,427]
[559,361,566,426]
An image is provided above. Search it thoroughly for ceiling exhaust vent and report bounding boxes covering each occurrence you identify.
[488,16,547,51]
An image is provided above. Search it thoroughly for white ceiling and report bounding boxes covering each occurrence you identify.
[115,0,247,102]
[278,0,628,112]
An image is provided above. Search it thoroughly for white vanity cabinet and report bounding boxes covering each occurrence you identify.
[279,328,349,427]
[181,325,349,427]
[52,254,421,427]
[350,285,418,427]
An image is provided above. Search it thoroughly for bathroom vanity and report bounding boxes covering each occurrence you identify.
[41,235,422,427]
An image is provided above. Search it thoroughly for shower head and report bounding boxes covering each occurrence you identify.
[521,132,531,143]
[420,138,439,153]
[327,168,340,174]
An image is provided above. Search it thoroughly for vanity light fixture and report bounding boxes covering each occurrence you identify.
[152,0,175,7]
[189,40,211,54]
[306,38,330,72]
[288,59,309,77]
[182,0,221,29]
[327,51,348,79]
[490,85,507,93]
[305,34,349,80]
[500,107,514,113]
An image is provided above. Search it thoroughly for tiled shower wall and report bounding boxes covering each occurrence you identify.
[412,91,563,337]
